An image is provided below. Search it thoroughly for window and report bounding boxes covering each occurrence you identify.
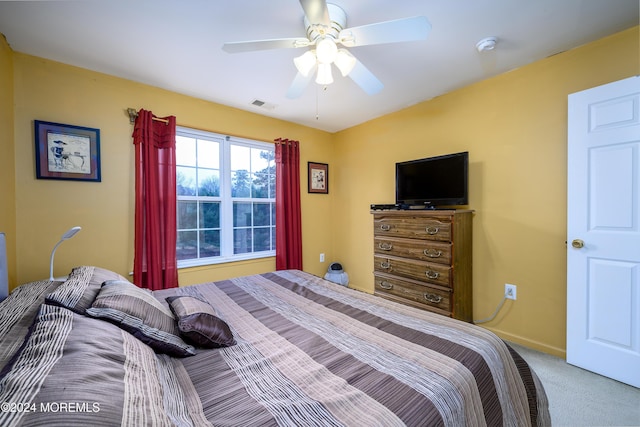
[175,127,275,267]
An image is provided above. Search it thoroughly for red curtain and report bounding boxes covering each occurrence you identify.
[132,109,178,290]
[274,138,302,270]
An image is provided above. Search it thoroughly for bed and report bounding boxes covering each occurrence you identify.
[0,266,550,426]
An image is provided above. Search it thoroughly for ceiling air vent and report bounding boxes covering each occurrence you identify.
[250,99,276,110]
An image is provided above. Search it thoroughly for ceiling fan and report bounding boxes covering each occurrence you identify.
[222,0,431,98]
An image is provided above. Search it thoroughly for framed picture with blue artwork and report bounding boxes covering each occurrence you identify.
[34,120,101,182]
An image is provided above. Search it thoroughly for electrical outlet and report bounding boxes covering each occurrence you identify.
[320,253,325,262]
[505,284,517,300]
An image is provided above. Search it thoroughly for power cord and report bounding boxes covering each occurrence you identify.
[473,295,508,324]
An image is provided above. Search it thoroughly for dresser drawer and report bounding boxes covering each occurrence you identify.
[374,273,451,313]
[373,215,452,242]
[374,254,451,288]
[374,236,452,265]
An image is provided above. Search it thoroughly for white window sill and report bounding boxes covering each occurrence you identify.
[177,251,276,269]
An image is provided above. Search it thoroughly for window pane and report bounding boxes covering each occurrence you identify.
[253,203,270,226]
[234,228,251,254]
[197,139,219,169]
[198,169,220,197]
[269,173,275,198]
[177,230,197,260]
[233,202,252,227]
[252,173,269,198]
[199,202,220,228]
[271,226,276,249]
[177,201,197,229]
[230,145,250,171]
[177,166,196,196]
[231,170,251,197]
[176,136,196,167]
[199,230,220,257]
[253,227,270,252]
[251,148,270,172]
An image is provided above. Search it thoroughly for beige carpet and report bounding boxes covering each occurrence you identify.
[509,342,640,426]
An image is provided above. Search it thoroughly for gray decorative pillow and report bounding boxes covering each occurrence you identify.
[45,266,129,315]
[166,296,236,348]
[87,280,195,357]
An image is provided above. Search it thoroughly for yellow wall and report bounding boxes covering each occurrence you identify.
[0,34,16,287]
[332,27,639,357]
[10,53,334,287]
[3,26,638,357]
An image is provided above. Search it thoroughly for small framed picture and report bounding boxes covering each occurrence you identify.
[34,120,101,182]
[308,162,328,194]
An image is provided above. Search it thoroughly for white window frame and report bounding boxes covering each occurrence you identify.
[176,126,275,269]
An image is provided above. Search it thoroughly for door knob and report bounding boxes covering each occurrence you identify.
[571,239,584,249]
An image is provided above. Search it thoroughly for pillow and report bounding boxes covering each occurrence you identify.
[166,295,236,348]
[0,279,62,371]
[45,266,130,315]
[86,280,195,357]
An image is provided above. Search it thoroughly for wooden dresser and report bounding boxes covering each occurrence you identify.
[372,209,473,322]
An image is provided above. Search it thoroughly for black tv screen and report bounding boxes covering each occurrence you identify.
[395,151,468,207]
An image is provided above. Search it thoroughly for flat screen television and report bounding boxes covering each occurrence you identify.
[395,151,468,208]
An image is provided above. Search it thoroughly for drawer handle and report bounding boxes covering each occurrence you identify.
[379,281,393,290]
[380,224,391,231]
[425,270,439,280]
[380,260,392,270]
[425,226,439,235]
[380,260,393,273]
[423,248,442,258]
[424,293,443,304]
[378,242,393,251]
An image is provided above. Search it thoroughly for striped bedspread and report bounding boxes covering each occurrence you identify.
[0,269,550,426]
[158,270,550,426]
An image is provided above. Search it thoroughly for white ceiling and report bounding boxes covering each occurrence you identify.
[0,0,638,133]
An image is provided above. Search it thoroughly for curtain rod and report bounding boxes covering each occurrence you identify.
[126,108,169,125]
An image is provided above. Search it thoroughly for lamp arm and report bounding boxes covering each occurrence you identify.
[48,226,81,281]
[49,239,64,281]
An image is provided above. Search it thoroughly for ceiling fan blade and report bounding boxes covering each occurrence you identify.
[299,0,330,26]
[348,59,383,95]
[339,16,431,47]
[222,38,309,53]
[286,69,315,99]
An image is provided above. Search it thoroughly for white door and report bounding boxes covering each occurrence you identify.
[567,76,640,388]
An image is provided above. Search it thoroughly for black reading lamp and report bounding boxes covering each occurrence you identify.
[49,226,81,281]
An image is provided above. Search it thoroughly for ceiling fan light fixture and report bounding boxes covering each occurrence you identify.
[334,49,356,76]
[316,37,338,64]
[294,50,317,76]
[224,2,432,97]
[316,62,333,85]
